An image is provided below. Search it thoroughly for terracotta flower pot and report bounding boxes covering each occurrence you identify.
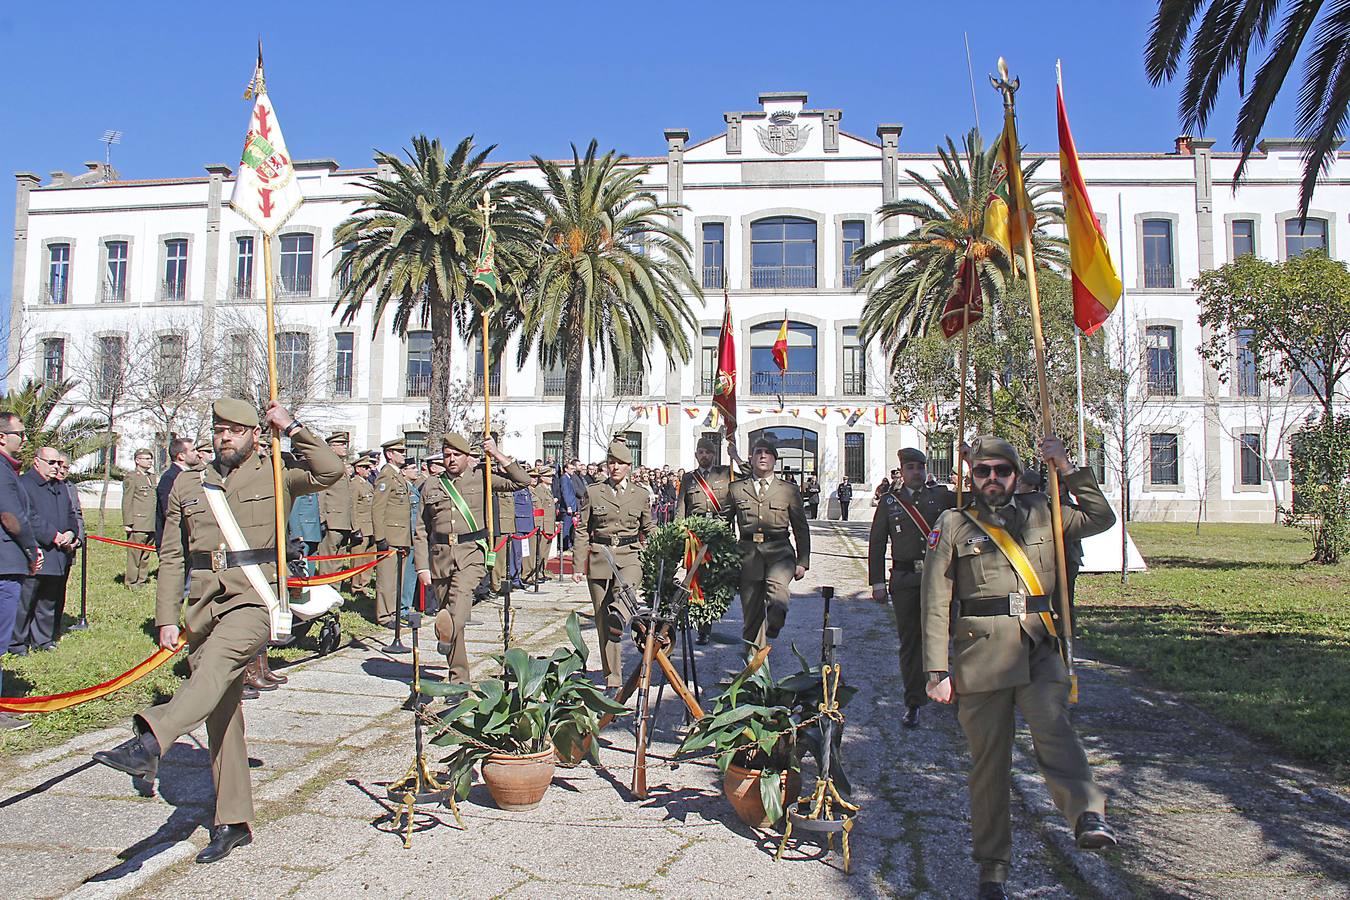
[723,763,802,829]
[554,733,593,767]
[481,747,556,811]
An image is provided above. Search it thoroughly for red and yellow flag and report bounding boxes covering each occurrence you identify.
[939,253,984,339]
[983,105,1033,262]
[771,315,789,372]
[1058,78,1121,334]
[712,289,738,436]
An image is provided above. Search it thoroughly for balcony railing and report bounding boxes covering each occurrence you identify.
[750,370,817,396]
[699,373,716,395]
[277,273,312,297]
[160,280,187,302]
[612,374,644,396]
[542,374,566,396]
[100,280,126,303]
[333,374,353,398]
[842,370,867,396]
[702,266,725,289]
[1146,370,1178,396]
[842,264,863,288]
[473,372,502,396]
[406,373,431,397]
[229,278,254,301]
[751,265,816,289]
[42,280,69,305]
[1143,264,1176,289]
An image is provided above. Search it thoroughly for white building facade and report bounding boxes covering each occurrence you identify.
[9,92,1345,522]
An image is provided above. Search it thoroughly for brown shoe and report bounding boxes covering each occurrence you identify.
[244,656,276,693]
[258,653,287,685]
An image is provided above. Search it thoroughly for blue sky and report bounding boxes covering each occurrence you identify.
[1,0,1302,332]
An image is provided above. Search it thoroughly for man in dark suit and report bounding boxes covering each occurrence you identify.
[0,412,41,731]
[155,438,200,549]
[12,447,79,652]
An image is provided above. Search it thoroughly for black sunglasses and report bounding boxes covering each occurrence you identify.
[972,463,1016,479]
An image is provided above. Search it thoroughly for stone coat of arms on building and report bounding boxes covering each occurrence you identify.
[756,110,812,156]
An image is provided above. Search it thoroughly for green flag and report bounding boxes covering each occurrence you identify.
[472,228,500,302]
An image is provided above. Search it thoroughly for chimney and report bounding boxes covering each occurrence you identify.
[1174,135,1194,156]
[49,170,68,186]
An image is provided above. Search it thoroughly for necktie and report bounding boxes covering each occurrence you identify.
[757,478,768,500]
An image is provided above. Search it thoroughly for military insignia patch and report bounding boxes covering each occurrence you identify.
[927,527,941,551]
[377,484,387,492]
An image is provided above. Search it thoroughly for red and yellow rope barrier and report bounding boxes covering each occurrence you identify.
[0,640,186,714]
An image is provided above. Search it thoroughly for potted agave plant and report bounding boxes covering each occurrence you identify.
[424,614,626,810]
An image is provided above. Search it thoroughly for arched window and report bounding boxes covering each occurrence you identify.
[1284,216,1328,258]
[751,216,816,288]
[748,426,818,477]
[750,321,817,396]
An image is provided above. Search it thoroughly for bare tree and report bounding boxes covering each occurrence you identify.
[125,312,216,454]
[583,368,641,462]
[213,307,332,428]
[67,329,139,526]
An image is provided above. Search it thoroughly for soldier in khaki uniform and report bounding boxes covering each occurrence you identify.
[93,399,344,864]
[725,439,810,648]
[676,437,741,521]
[528,468,558,585]
[316,432,355,579]
[413,434,530,683]
[868,447,956,728]
[371,438,412,626]
[571,440,655,688]
[922,435,1117,900]
[121,449,157,588]
[349,458,376,593]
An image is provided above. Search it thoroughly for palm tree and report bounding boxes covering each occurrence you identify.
[1145,0,1347,217]
[853,129,1065,357]
[333,135,534,444]
[510,140,699,458]
[1,378,107,468]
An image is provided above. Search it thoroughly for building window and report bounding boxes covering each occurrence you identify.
[1145,325,1178,396]
[841,220,865,287]
[701,223,724,289]
[97,436,118,471]
[96,335,125,400]
[1142,218,1175,288]
[623,431,643,469]
[333,332,354,398]
[842,326,866,395]
[404,430,428,464]
[747,425,818,476]
[279,233,314,296]
[1284,216,1328,258]
[47,243,70,304]
[542,359,565,397]
[927,433,953,481]
[474,344,502,396]
[1236,328,1260,396]
[155,334,186,396]
[751,216,816,288]
[104,241,128,302]
[163,239,188,300]
[1240,432,1263,485]
[1086,430,1107,484]
[277,332,310,394]
[750,321,817,395]
[1291,354,1324,398]
[226,333,252,397]
[41,338,64,384]
[336,242,355,293]
[1149,433,1179,486]
[542,431,563,462]
[611,358,644,396]
[1231,219,1255,259]
[234,236,254,300]
[699,327,720,394]
[406,330,431,396]
[843,432,865,483]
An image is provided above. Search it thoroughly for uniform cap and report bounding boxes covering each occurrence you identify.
[212,398,259,428]
[606,440,632,464]
[134,448,153,458]
[381,438,406,452]
[696,437,718,453]
[749,439,779,460]
[899,447,927,465]
[442,432,473,455]
[968,435,1021,473]
[354,457,374,469]
[194,441,213,453]
[326,431,350,444]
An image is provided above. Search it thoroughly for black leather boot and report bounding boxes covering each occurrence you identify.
[195,824,252,863]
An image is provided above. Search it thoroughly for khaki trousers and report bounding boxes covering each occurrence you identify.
[956,635,1105,883]
[316,529,351,578]
[737,545,794,648]
[348,536,375,591]
[430,566,482,685]
[374,547,407,625]
[139,604,270,826]
[529,533,553,581]
[587,564,639,687]
[126,532,154,588]
[890,580,927,708]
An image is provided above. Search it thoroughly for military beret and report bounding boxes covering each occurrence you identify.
[968,435,1021,473]
[899,447,927,465]
[212,398,259,428]
[442,432,474,455]
[606,440,632,464]
[696,437,718,453]
[381,438,406,452]
[326,432,350,444]
[749,439,779,459]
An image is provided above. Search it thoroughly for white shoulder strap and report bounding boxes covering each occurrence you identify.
[201,476,291,640]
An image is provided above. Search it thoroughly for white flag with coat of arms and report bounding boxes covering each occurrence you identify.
[230,53,302,235]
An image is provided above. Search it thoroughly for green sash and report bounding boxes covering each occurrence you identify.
[440,474,492,564]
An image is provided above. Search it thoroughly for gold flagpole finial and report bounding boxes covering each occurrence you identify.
[244,38,266,100]
[991,56,1019,108]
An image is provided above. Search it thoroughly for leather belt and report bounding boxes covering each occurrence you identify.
[892,559,923,574]
[590,534,638,547]
[189,549,275,572]
[742,529,789,543]
[961,594,1052,617]
[434,529,488,545]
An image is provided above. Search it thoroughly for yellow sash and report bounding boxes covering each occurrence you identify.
[962,510,1058,638]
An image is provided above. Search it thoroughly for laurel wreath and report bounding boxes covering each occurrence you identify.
[639,516,740,629]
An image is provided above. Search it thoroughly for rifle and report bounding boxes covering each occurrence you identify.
[631,560,663,799]
[596,544,642,645]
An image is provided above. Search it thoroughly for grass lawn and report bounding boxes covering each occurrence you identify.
[0,510,383,763]
[1076,521,1350,781]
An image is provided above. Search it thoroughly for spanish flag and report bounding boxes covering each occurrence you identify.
[771,314,789,372]
[1058,75,1121,334]
[656,406,670,426]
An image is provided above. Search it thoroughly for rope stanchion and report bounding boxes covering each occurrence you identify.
[0,640,186,714]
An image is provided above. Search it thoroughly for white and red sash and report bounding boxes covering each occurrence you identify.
[691,471,722,513]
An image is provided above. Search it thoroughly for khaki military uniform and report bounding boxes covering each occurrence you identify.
[675,465,737,522]
[725,476,810,647]
[529,481,557,583]
[869,483,956,708]
[142,425,344,826]
[349,474,376,591]
[573,479,655,686]
[316,475,354,578]
[121,469,156,587]
[372,463,413,624]
[413,459,530,683]
[921,467,1114,884]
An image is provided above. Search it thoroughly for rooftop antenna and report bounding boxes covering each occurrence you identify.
[100,130,122,176]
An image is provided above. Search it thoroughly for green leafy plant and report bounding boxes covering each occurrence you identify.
[423,613,627,798]
[639,516,740,628]
[1287,414,1350,564]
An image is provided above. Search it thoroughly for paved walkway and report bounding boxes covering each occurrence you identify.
[0,522,1348,898]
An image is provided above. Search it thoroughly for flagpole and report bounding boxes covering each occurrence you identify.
[955,245,975,508]
[993,58,1078,700]
[477,190,506,653]
[261,224,289,631]
[1074,332,1087,462]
